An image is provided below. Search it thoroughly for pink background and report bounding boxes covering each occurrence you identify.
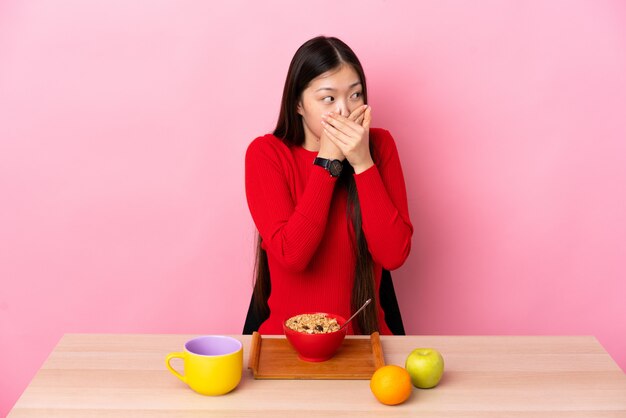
[1,0,625,414]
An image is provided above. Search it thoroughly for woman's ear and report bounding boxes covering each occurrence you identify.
[296,101,304,116]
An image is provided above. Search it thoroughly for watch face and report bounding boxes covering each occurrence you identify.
[329,160,343,177]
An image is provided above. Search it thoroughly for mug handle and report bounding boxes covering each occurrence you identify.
[165,352,186,383]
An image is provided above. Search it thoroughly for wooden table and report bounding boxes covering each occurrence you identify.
[8,334,626,417]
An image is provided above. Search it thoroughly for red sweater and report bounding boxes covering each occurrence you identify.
[245,128,413,335]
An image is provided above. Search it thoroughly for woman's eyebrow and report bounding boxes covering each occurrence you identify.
[315,81,362,92]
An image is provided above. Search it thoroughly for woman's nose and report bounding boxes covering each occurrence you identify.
[335,102,349,117]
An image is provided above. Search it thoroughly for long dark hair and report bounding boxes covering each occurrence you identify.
[253,36,378,334]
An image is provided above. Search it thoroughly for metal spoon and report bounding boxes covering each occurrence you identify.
[339,298,372,331]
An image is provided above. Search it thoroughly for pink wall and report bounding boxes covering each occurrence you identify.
[1,0,625,414]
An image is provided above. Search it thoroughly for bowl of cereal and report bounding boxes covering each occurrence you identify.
[283,312,348,362]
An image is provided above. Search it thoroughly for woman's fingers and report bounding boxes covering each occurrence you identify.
[323,112,363,136]
[318,128,345,160]
[322,119,349,146]
[322,105,372,169]
[323,126,352,156]
[348,104,368,121]
[362,106,372,130]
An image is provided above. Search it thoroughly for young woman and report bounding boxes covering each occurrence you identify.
[245,36,413,335]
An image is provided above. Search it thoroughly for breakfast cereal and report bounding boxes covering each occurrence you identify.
[285,313,340,334]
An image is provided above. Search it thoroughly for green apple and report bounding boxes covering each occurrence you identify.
[405,348,444,388]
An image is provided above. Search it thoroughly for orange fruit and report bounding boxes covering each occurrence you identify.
[370,365,412,405]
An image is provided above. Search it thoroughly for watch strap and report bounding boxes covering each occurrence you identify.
[313,157,331,170]
[313,157,342,177]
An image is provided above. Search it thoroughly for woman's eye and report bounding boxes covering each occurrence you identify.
[351,92,362,100]
[322,96,334,103]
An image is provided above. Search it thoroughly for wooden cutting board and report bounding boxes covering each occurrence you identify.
[248,332,385,380]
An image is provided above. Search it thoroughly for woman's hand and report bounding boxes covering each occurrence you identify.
[321,105,374,174]
[317,120,345,161]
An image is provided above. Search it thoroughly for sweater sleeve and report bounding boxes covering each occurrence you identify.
[353,129,413,270]
[245,136,338,272]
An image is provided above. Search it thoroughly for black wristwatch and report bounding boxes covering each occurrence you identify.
[313,157,343,177]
